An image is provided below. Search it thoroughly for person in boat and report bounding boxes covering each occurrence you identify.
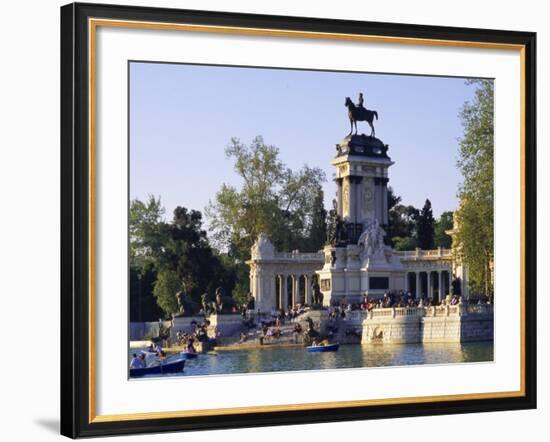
[130,353,145,369]
[153,342,163,354]
[186,338,197,354]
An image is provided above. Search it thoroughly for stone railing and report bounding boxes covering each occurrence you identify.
[368,306,424,319]
[465,304,494,315]
[395,248,452,259]
[365,303,493,320]
[271,251,324,261]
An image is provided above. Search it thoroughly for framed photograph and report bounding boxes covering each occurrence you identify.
[60,2,536,438]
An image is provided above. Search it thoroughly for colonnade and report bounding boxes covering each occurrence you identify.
[273,273,318,310]
[405,270,451,302]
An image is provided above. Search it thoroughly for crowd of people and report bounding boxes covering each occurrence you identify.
[174,320,217,349]
[326,291,465,315]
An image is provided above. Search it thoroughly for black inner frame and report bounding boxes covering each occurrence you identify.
[61,2,537,438]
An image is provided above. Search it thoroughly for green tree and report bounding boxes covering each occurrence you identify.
[206,136,326,259]
[392,236,417,251]
[129,267,163,322]
[153,268,181,316]
[129,195,167,272]
[129,195,170,320]
[455,79,494,297]
[386,187,420,250]
[434,211,454,248]
[129,197,238,317]
[416,199,435,249]
[302,185,327,251]
[165,207,236,301]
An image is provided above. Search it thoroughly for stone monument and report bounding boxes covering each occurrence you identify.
[316,94,406,305]
[206,287,243,340]
[171,282,204,340]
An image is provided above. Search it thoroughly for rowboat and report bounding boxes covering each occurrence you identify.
[130,357,186,377]
[180,351,199,360]
[307,343,340,353]
[140,350,157,356]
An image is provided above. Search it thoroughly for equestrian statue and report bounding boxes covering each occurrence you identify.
[345,93,378,136]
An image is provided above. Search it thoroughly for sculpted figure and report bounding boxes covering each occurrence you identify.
[451,276,462,296]
[201,292,216,316]
[246,293,255,311]
[326,199,349,247]
[251,233,275,259]
[311,281,324,307]
[357,92,365,109]
[174,283,200,317]
[305,317,320,340]
[358,218,386,258]
[345,95,378,136]
[215,286,237,314]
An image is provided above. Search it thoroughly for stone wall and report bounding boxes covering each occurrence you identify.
[459,314,495,342]
[421,316,462,343]
[358,305,493,344]
[129,320,171,341]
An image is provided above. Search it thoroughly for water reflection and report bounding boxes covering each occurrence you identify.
[130,342,493,378]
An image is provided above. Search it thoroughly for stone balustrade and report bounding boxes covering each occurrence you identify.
[365,303,484,320]
[395,247,452,259]
[272,251,324,261]
[355,303,493,344]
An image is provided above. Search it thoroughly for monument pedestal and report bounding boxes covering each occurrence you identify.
[316,133,406,304]
[360,249,406,299]
[317,242,406,305]
[207,313,243,338]
[171,315,204,340]
[299,308,329,335]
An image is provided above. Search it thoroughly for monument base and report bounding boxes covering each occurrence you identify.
[207,313,243,338]
[317,244,406,306]
[298,309,329,335]
[171,315,204,340]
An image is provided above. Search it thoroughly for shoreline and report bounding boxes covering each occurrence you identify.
[133,339,495,354]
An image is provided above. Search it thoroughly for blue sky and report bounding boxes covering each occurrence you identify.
[129,62,479,221]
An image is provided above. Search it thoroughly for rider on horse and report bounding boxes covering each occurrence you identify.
[358,92,365,109]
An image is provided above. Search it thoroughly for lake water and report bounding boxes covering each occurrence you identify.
[130,341,493,378]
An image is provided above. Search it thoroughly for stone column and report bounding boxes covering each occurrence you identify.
[438,271,443,301]
[348,177,356,223]
[405,273,410,292]
[305,275,313,305]
[382,184,388,225]
[415,272,421,298]
[292,275,299,307]
[374,180,381,223]
[336,178,343,217]
[272,273,278,312]
[254,268,261,307]
[427,271,432,300]
[275,275,280,309]
[282,275,289,310]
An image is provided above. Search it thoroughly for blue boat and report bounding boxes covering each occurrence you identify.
[130,357,186,377]
[307,343,340,353]
[180,352,198,360]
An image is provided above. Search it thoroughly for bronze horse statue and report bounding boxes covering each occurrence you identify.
[345,97,378,136]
